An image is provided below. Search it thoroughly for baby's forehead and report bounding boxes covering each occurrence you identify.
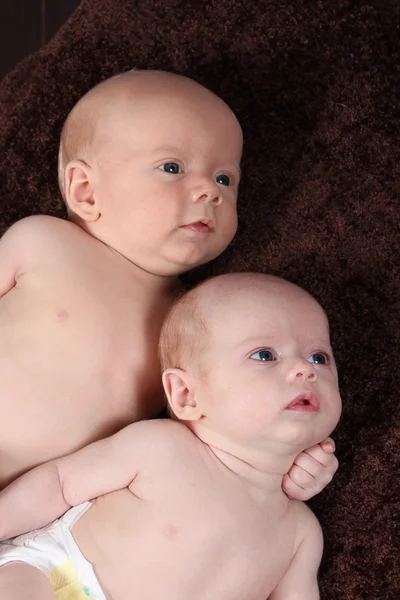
[198,282,328,341]
[90,75,240,132]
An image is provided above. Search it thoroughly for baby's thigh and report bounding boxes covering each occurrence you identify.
[0,562,55,600]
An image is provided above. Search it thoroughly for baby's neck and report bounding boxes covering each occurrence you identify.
[105,243,184,296]
[75,222,183,297]
[189,433,298,502]
[210,444,295,496]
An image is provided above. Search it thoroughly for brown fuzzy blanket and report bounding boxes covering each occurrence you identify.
[0,1,398,597]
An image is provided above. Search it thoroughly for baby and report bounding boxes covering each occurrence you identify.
[0,69,242,487]
[0,69,336,498]
[0,273,342,600]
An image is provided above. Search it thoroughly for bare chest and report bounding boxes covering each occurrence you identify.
[77,487,296,600]
[1,252,166,386]
[177,505,295,599]
[0,255,171,484]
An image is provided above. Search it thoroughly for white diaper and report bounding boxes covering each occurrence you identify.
[0,502,106,599]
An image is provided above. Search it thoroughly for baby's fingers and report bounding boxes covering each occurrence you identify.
[293,452,336,488]
[302,444,339,473]
[286,463,317,488]
[319,437,336,453]
[282,471,315,501]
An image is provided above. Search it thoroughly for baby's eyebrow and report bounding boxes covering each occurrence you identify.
[229,164,242,178]
[235,335,278,349]
[217,163,242,180]
[150,145,183,156]
[307,339,333,349]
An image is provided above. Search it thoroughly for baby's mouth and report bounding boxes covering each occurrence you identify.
[181,218,214,232]
[286,392,320,412]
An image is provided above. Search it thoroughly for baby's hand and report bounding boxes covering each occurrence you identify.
[282,438,338,501]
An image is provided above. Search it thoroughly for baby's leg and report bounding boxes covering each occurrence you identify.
[0,562,55,599]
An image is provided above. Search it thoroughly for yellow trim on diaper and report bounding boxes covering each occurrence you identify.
[50,560,92,599]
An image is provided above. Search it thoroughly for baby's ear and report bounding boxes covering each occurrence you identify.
[64,160,100,222]
[162,368,203,421]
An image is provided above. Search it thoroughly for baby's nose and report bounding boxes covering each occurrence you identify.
[191,179,222,205]
[291,360,317,382]
[296,369,317,381]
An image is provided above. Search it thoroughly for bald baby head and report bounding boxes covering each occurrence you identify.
[159,273,326,376]
[58,69,241,201]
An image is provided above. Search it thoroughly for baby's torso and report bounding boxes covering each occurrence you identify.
[0,217,175,486]
[72,445,298,600]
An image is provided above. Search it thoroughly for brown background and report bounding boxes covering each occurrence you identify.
[0,0,79,81]
[0,1,399,598]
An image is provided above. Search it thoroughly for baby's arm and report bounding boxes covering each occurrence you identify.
[0,420,169,541]
[0,215,67,297]
[282,438,338,501]
[0,219,24,297]
[268,505,323,600]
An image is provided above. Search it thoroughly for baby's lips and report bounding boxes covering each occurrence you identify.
[182,217,215,231]
[286,392,320,411]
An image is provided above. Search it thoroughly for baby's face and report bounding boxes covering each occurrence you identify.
[90,83,243,276]
[196,285,342,449]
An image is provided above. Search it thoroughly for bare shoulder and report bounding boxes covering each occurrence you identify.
[293,501,323,550]
[122,419,196,461]
[1,215,74,237]
[0,215,83,257]
[1,215,80,244]
[294,501,321,527]
[114,419,199,474]
[269,503,323,599]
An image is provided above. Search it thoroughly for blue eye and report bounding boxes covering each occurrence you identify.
[250,349,276,362]
[160,162,182,174]
[215,174,230,186]
[307,353,328,365]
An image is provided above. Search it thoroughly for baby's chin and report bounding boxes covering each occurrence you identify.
[276,422,336,451]
[156,254,221,277]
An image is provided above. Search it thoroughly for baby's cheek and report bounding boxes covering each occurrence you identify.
[219,213,238,249]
